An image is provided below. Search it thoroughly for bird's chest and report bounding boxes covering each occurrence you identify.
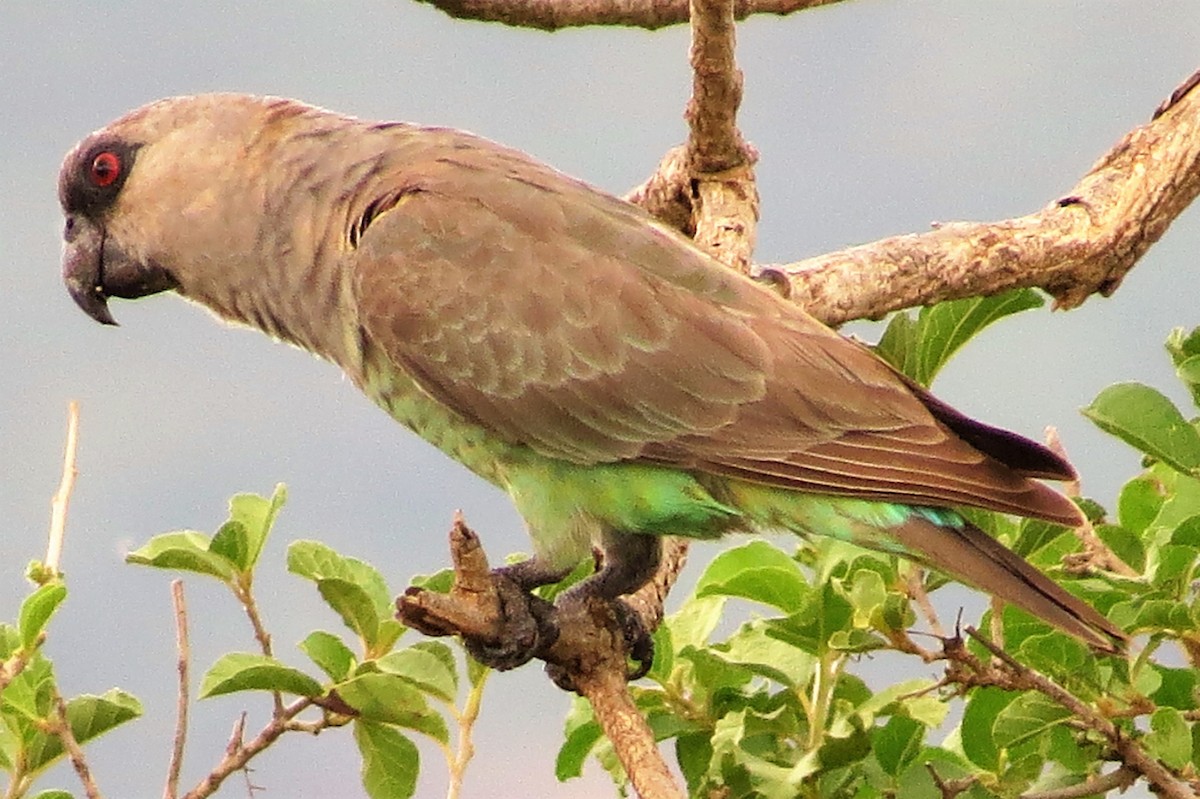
[356,348,515,486]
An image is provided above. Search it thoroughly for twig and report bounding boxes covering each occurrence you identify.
[1044,428,1139,578]
[180,699,316,799]
[925,762,975,798]
[45,400,80,577]
[50,689,103,799]
[963,628,1197,799]
[232,581,283,716]
[1020,765,1137,799]
[410,0,846,32]
[446,668,489,799]
[164,580,190,799]
[905,567,945,639]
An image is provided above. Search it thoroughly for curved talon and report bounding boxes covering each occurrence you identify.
[462,572,559,671]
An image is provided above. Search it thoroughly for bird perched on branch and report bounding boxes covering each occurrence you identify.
[59,94,1126,669]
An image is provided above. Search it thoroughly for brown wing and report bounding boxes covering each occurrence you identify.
[350,134,1081,525]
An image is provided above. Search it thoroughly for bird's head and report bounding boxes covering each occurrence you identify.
[58,94,298,325]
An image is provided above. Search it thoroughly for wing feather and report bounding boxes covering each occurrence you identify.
[350,132,1080,525]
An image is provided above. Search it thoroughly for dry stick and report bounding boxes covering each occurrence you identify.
[964,628,1197,799]
[180,698,315,799]
[164,580,190,799]
[51,690,103,799]
[46,400,81,577]
[1020,765,1137,799]
[412,0,845,32]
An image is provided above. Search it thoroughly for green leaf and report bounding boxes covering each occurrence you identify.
[666,595,726,651]
[226,484,286,571]
[1166,326,1200,408]
[1083,382,1200,477]
[19,583,67,649]
[336,673,447,743]
[375,644,458,703]
[287,541,392,619]
[125,531,235,581]
[1145,707,1191,769]
[993,693,1071,750]
[1118,476,1167,537]
[31,791,74,799]
[876,289,1043,386]
[960,686,1013,771]
[317,578,381,649]
[693,541,809,614]
[1151,665,1198,711]
[300,631,355,682]
[199,653,322,699]
[710,621,815,688]
[24,689,143,773]
[762,582,853,656]
[556,698,602,781]
[873,715,924,777]
[354,721,419,799]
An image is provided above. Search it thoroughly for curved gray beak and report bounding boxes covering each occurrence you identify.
[61,215,177,325]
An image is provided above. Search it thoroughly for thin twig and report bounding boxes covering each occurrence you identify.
[1020,766,1137,799]
[164,580,190,799]
[46,401,80,577]
[446,668,489,799]
[51,689,103,799]
[180,699,317,799]
[233,582,283,716]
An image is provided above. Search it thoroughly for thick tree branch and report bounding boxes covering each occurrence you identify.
[770,67,1200,325]
[412,0,845,31]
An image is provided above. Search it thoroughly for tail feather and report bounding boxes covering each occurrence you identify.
[891,516,1127,653]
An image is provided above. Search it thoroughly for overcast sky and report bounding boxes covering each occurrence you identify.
[3,2,1199,797]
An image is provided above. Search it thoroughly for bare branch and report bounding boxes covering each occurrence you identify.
[411,0,845,31]
[51,689,104,799]
[180,699,318,799]
[164,580,190,799]
[770,69,1200,325]
[1021,766,1137,799]
[46,400,80,577]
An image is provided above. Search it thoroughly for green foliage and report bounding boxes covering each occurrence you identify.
[557,321,1200,798]
[125,485,478,799]
[875,289,1044,386]
[2,581,143,798]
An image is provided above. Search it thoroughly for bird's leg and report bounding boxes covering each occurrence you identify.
[460,556,574,672]
[550,532,662,687]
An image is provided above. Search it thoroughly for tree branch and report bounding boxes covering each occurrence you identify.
[163,580,190,799]
[180,699,318,799]
[768,67,1200,325]
[411,0,845,32]
[45,400,80,578]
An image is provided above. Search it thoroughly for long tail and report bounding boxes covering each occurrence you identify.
[891,516,1128,653]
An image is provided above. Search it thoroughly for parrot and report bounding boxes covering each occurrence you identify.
[58,93,1126,669]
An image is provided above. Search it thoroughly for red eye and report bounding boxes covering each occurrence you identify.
[89,151,121,187]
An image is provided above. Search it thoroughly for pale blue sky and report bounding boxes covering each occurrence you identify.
[2,2,1198,797]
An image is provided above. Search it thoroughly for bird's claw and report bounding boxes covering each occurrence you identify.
[461,571,559,671]
[544,596,655,692]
